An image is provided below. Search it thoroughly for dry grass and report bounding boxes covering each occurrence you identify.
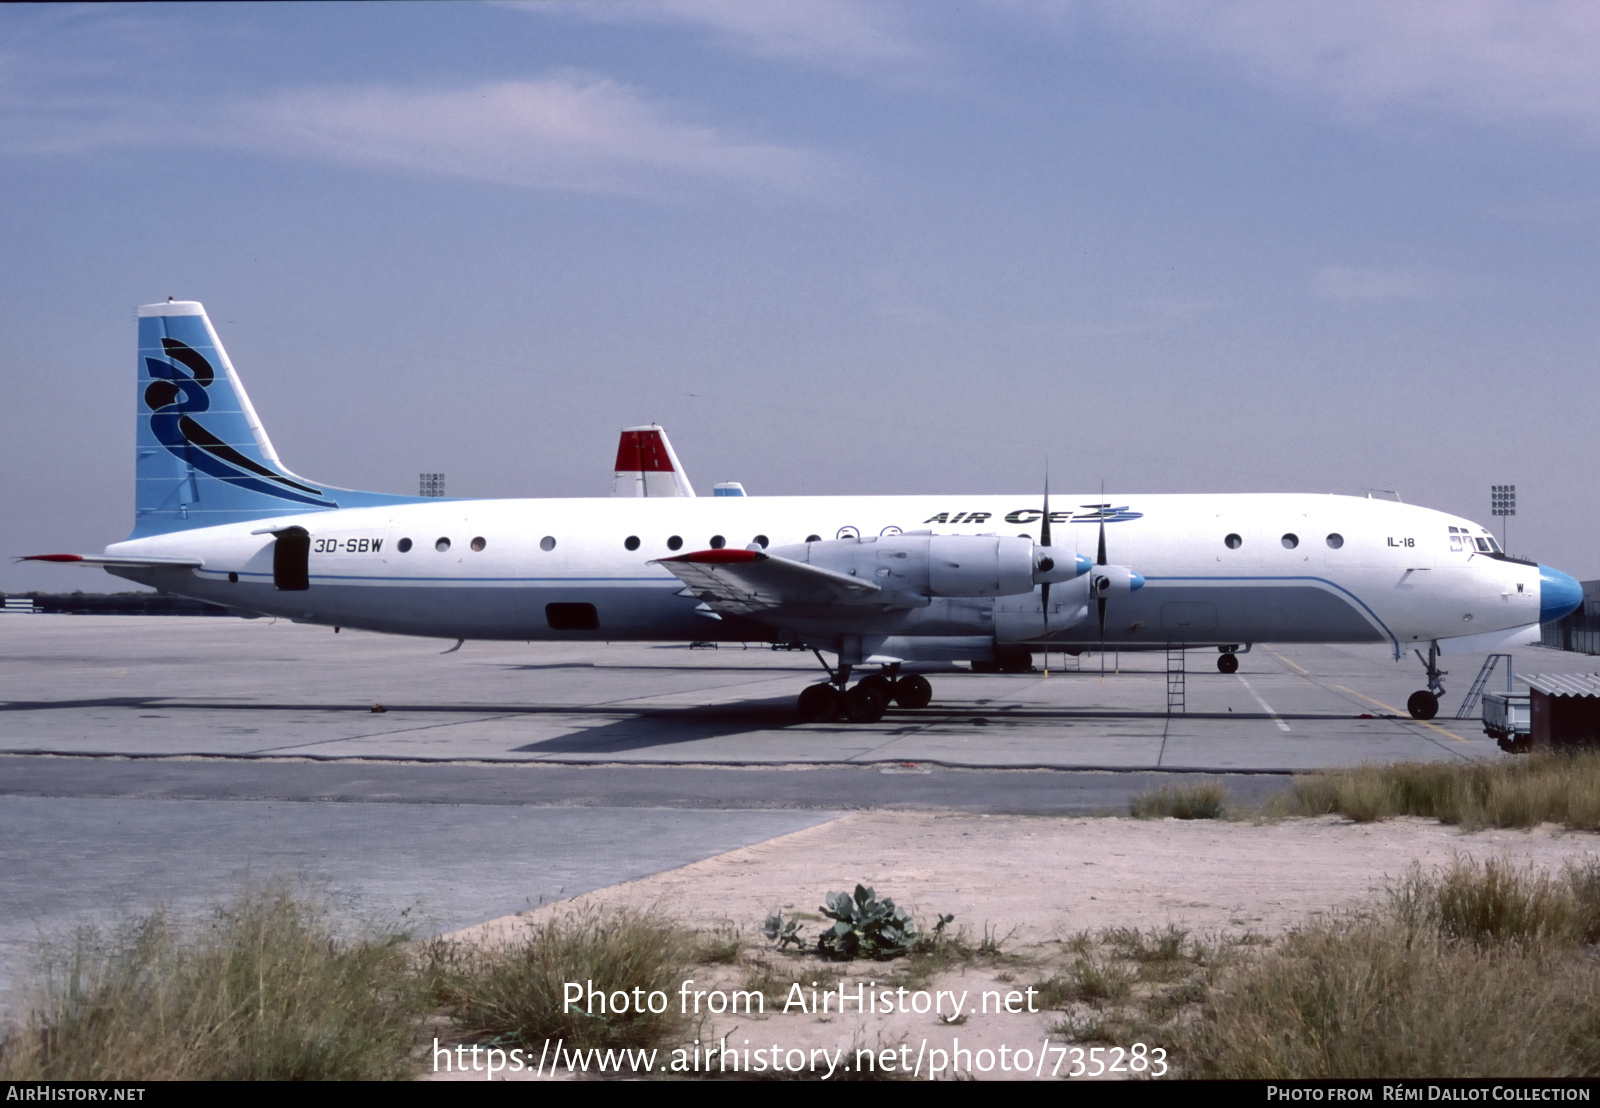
[1024,862,1600,1078]
[425,908,697,1052]
[1037,926,1222,1050]
[0,885,420,1081]
[1280,751,1600,830]
[1128,782,1228,820]
[1175,859,1600,1078]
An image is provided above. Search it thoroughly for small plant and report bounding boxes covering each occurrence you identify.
[975,920,1008,954]
[762,911,805,950]
[817,885,920,961]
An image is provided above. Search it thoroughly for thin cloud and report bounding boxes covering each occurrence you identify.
[506,0,935,78]
[1099,0,1600,137]
[1,70,835,198]
[225,76,832,196]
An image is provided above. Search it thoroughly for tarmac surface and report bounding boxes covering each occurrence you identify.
[2,614,1596,1015]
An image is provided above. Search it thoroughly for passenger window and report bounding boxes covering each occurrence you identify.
[752,534,769,548]
[624,536,640,551]
[667,535,683,551]
[470,537,486,552]
[397,538,413,553]
[1224,534,1242,550]
[710,535,726,549]
[1326,533,1344,549]
[1281,533,1299,549]
[435,537,451,552]
[540,536,556,552]
[805,534,821,543]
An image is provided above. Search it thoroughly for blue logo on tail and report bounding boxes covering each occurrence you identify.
[143,338,336,509]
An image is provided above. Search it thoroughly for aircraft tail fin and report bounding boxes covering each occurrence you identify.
[611,425,696,497]
[133,300,422,537]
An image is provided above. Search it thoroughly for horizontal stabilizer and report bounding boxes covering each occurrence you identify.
[20,553,202,569]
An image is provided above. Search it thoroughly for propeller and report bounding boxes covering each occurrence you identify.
[1095,509,1109,676]
[1096,513,1110,639]
[1082,498,1146,672]
[1039,476,1053,636]
[1030,478,1093,640]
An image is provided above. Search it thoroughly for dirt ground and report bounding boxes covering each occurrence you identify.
[429,812,1600,1081]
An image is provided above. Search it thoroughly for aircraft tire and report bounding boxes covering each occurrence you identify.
[856,674,894,701]
[1217,653,1239,674]
[843,684,888,723]
[797,683,841,723]
[893,674,933,710]
[1407,690,1440,721]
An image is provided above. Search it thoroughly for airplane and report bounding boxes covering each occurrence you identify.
[24,299,1585,725]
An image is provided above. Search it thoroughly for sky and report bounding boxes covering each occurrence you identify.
[4,0,1599,593]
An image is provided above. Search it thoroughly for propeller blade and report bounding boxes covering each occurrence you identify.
[1098,487,1108,675]
[1040,476,1052,550]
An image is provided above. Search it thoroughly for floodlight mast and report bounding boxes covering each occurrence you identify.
[1491,484,1515,551]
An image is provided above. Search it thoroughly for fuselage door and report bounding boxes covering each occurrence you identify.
[270,526,310,591]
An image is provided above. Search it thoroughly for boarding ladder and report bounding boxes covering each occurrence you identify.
[1166,646,1186,715]
[1455,653,1514,719]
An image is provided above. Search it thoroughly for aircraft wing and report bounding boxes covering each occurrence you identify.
[653,549,882,616]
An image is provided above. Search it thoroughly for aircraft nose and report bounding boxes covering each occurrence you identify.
[1129,571,1145,593]
[1539,565,1584,623]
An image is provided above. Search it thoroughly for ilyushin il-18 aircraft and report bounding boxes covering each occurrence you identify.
[26,300,1584,725]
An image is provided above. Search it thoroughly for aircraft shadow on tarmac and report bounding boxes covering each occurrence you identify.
[510,698,804,753]
[506,703,1350,755]
[0,695,1358,729]
[496,662,822,675]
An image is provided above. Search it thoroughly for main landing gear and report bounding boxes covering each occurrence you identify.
[796,656,933,724]
[1407,643,1447,721]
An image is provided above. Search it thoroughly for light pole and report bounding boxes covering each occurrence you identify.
[1491,484,1515,551]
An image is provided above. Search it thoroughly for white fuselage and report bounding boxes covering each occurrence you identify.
[104,491,1541,659]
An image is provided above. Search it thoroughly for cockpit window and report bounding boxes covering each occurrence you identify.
[1486,535,1503,554]
[1475,537,1492,553]
[1448,526,1464,553]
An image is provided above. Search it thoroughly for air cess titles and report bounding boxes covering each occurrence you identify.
[925,505,1144,526]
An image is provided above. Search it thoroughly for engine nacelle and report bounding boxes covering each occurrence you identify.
[769,533,1079,600]
[1088,564,1144,598]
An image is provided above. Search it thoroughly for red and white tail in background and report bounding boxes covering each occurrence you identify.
[611,425,697,497]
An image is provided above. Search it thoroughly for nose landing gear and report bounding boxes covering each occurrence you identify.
[1407,643,1447,721]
